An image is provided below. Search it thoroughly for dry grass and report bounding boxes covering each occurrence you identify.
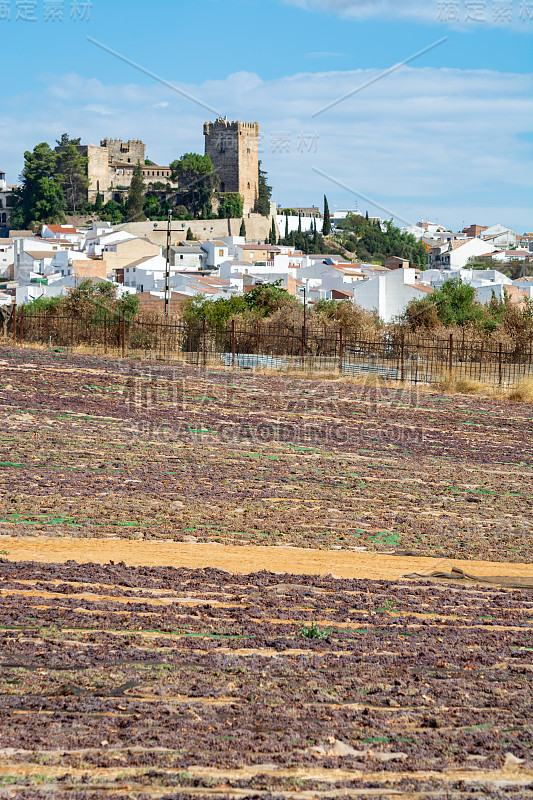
[6,339,533,403]
[506,379,533,402]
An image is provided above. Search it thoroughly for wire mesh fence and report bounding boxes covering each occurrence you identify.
[8,308,533,387]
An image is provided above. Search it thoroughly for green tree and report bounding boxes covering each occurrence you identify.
[32,178,66,223]
[175,205,192,220]
[94,191,104,214]
[126,162,146,221]
[11,142,66,227]
[269,217,277,245]
[182,294,249,325]
[101,200,124,225]
[170,153,217,219]
[55,144,89,213]
[239,219,246,238]
[254,161,272,216]
[218,192,244,219]
[243,280,296,315]
[284,214,289,244]
[432,278,483,326]
[322,195,331,236]
[143,194,161,219]
[186,227,195,240]
[56,133,81,147]
[404,278,484,330]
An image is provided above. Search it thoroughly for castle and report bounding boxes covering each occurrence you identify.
[204,117,259,215]
[57,118,261,213]
[55,138,172,203]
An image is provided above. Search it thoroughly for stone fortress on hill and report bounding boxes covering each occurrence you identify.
[57,118,260,216]
[203,118,259,215]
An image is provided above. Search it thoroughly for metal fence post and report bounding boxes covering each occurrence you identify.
[400,333,405,382]
[202,319,206,368]
[104,313,107,354]
[121,311,126,358]
[19,306,24,343]
[231,319,235,368]
[339,328,343,374]
[448,333,453,375]
[12,305,17,343]
[499,342,503,386]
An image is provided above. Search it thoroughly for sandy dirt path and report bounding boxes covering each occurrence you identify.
[2,536,533,581]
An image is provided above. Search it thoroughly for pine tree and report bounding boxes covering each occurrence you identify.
[239,219,246,238]
[170,153,217,219]
[126,162,146,222]
[55,144,89,213]
[11,142,66,226]
[322,195,331,236]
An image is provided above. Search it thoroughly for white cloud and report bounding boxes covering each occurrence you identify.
[2,66,531,229]
[83,104,116,115]
[286,0,436,22]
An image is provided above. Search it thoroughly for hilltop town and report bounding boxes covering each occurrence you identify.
[1,118,532,324]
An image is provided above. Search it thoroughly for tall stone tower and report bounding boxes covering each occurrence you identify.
[204,117,259,215]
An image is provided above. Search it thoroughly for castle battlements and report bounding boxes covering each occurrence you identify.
[204,118,260,214]
[203,118,259,137]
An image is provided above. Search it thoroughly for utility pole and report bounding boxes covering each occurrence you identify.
[164,211,172,317]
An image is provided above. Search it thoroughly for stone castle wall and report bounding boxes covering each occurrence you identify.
[116,213,277,246]
[100,138,146,165]
[62,120,261,211]
[204,118,259,215]
[86,145,111,202]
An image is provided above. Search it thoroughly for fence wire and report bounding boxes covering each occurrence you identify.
[8,310,533,387]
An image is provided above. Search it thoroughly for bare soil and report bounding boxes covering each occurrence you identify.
[1,345,533,562]
[0,559,532,799]
[2,535,533,583]
[1,345,533,798]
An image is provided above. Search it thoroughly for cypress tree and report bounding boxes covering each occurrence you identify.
[186,227,194,240]
[94,191,104,214]
[239,219,246,238]
[322,195,331,236]
[298,213,302,235]
[126,162,146,221]
[284,214,289,244]
[270,217,277,245]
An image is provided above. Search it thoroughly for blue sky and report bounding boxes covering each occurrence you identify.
[1,0,532,230]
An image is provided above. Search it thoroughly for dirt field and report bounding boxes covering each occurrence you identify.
[1,345,532,798]
[0,559,532,799]
[1,345,533,561]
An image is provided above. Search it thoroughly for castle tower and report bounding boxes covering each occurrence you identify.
[204,117,259,215]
